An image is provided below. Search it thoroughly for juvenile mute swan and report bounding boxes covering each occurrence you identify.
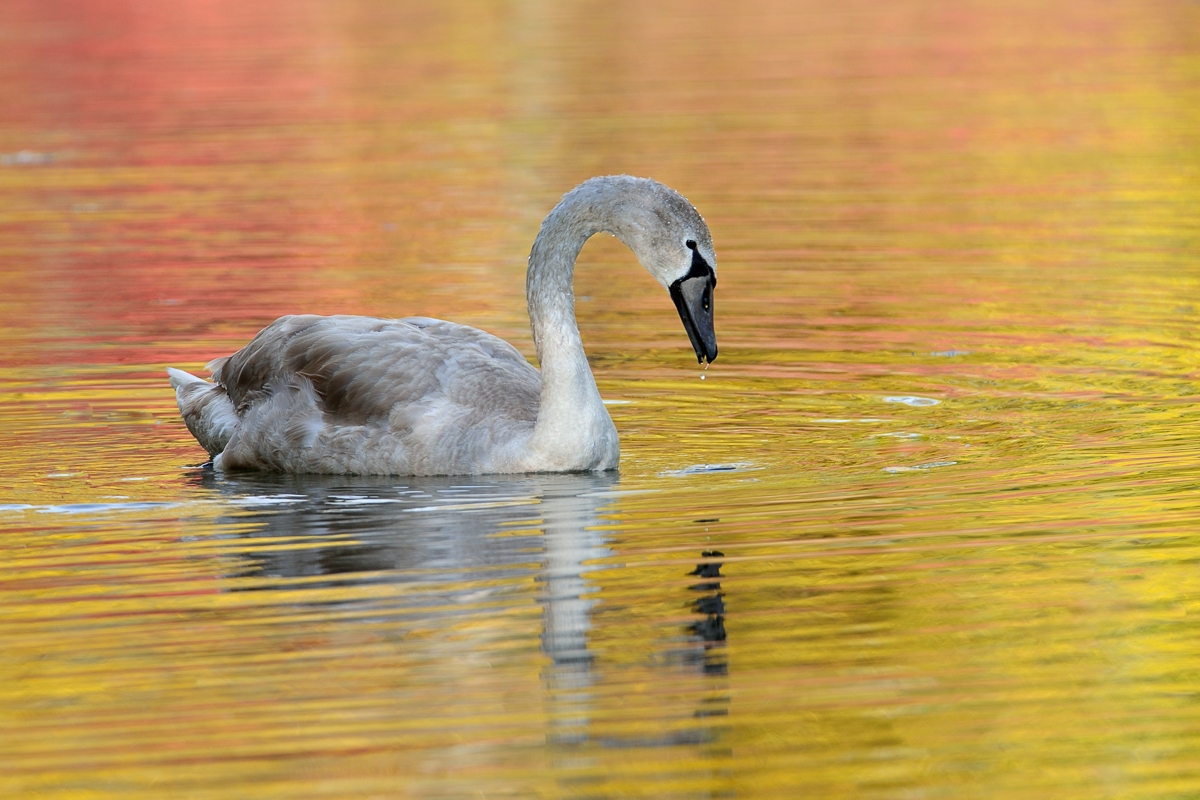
[168,175,718,475]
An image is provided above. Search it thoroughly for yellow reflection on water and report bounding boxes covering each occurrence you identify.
[2,0,1200,797]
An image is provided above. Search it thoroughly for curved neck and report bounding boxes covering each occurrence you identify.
[524,182,636,465]
[526,201,603,436]
[527,215,595,369]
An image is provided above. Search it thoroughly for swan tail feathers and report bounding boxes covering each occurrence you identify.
[167,368,238,457]
[205,357,231,382]
[167,367,206,391]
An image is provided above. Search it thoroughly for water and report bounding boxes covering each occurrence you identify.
[3,0,1200,797]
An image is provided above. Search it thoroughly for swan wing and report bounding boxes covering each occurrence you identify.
[212,314,541,473]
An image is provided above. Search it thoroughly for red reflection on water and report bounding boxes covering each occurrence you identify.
[0,0,365,368]
[0,0,340,142]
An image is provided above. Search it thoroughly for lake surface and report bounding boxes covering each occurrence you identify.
[3,0,1200,797]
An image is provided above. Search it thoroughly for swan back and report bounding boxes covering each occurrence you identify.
[214,315,536,427]
[175,315,542,475]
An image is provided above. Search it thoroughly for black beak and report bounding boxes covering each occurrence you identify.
[669,248,718,364]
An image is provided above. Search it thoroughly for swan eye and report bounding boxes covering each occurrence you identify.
[686,240,697,250]
[703,286,711,311]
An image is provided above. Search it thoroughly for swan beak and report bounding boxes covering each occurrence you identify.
[670,271,718,364]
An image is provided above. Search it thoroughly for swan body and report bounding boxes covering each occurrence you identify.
[169,175,718,475]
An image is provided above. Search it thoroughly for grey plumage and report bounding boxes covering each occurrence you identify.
[168,175,718,475]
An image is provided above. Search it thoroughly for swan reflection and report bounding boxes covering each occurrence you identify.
[196,470,612,699]
[191,470,728,754]
[196,470,612,639]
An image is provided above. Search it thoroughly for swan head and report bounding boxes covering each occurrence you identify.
[668,239,718,365]
[574,175,719,365]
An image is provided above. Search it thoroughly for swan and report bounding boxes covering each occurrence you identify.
[168,175,718,475]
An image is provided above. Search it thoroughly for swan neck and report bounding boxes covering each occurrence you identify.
[524,188,619,468]
[526,180,640,361]
[526,204,598,397]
